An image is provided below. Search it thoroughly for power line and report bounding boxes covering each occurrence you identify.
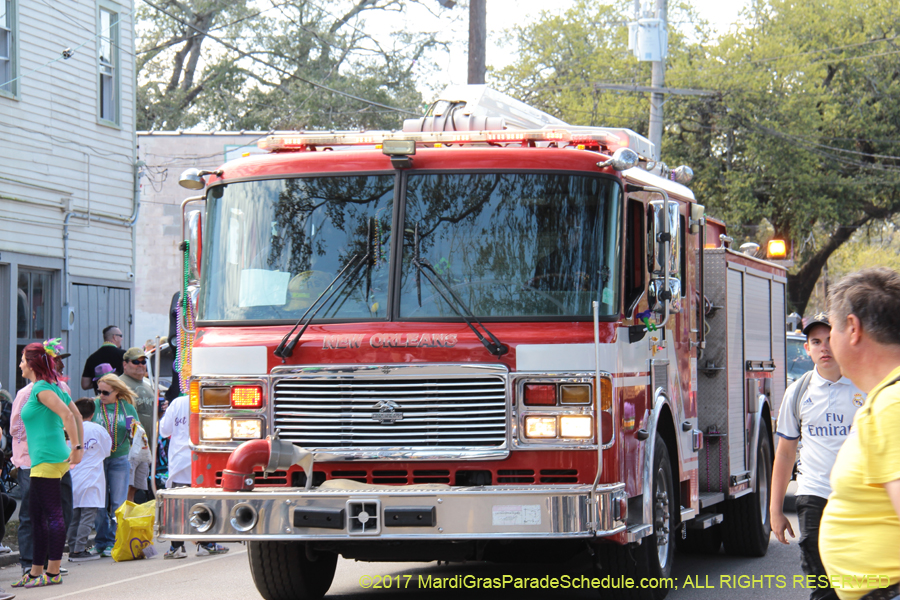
[141,0,419,116]
[749,34,900,64]
[137,1,299,57]
[3,5,137,88]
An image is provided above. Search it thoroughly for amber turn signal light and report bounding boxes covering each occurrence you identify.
[767,239,787,259]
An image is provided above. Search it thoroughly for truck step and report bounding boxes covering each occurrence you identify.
[699,492,725,507]
[686,512,724,530]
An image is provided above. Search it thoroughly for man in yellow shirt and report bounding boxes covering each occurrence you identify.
[820,267,900,600]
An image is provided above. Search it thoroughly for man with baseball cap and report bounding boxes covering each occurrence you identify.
[120,347,155,501]
[770,312,865,600]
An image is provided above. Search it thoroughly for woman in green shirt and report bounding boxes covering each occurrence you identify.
[15,341,83,589]
[91,374,139,557]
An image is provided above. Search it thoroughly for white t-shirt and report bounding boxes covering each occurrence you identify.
[159,395,191,487]
[70,421,112,508]
[776,367,865,499]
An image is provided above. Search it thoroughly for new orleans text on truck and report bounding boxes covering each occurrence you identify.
[157,86,788,600]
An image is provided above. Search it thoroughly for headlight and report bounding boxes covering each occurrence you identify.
[201,418,232,440]
[560,415,593,438]
[232,419,262,439]
[524,416,557,438]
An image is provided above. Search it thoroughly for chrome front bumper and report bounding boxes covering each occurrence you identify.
[157,483,627,542]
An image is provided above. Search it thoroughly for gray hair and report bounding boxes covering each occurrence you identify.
[828,267,900,346]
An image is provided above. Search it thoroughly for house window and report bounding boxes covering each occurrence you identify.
[99,7,119,124]
[16,269,53,390]
[0,0,16,96]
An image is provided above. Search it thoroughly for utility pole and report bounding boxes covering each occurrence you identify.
[468,0,486,84]
[647,0,667,160]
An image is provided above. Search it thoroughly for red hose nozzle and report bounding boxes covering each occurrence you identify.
[221,436,314,492]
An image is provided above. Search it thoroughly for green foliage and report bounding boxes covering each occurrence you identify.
[495,0,900,313]
[137,0,451,131]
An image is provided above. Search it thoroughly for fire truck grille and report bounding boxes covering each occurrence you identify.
[272,376,508,448]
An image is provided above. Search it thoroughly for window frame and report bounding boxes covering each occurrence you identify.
[623,198,645,317]
[97,3,120,126]
[15,268,54,390]
[0,0,18,99]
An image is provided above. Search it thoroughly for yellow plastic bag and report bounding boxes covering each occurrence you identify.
[111,500,156,562]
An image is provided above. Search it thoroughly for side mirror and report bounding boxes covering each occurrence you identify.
[186,209,203,285]
[690,203,705,234]
[647,200,680,276]
[181,196,205,287]
[648,278,681,314]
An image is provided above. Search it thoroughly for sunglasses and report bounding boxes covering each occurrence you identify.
[99,390,114,397]
[130,359,147,365]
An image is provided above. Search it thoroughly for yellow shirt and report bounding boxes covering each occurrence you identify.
[820,366,900,600]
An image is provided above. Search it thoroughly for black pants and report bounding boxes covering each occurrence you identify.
[0,491,16,543]
[796,495,839,600]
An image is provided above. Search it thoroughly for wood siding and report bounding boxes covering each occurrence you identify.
[0,0,136,280]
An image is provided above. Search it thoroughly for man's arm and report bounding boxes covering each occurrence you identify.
[80,376,93,391]
[770,436,799,544]
[158,398,176,438]
[884,480,900,574]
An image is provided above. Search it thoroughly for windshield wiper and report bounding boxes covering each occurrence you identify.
[273,255,364,359]
[411,257,508,357]
[274,223,374,360]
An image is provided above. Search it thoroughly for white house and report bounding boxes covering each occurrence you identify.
[0,0,136,391]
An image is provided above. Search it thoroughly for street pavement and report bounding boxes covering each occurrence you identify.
[0,498,807,600]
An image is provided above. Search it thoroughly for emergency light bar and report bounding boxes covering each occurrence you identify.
[257,127,646,154]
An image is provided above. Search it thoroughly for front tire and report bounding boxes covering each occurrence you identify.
[596,434,675,600]
[248,541,337,600]
[722,430,772,557]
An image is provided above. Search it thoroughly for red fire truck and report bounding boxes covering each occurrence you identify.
[158,86,787,600]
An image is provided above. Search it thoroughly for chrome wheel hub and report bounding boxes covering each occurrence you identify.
[654,468,671,567]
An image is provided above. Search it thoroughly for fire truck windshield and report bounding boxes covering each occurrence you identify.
[198,171,622,322]
[400,172,622,319]
[199,174,395,322]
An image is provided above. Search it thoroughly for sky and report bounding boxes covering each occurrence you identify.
[372,0,751,94]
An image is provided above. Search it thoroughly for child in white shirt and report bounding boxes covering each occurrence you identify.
[158,395,228,558]
[67,399,112,561]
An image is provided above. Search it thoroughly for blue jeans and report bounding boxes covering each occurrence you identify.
[17,468,32,570]
[94,456,130,550]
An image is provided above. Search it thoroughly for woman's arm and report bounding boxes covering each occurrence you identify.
[37,390,84,466]
[68,401,84,447]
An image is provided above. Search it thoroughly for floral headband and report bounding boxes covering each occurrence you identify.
[43,338,65,358]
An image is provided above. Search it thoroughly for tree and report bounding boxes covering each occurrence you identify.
[494,0,900,315]
[679,0,900,314]
[136,0,456,131]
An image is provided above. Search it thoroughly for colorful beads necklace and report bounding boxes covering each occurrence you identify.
[101,399,120,452]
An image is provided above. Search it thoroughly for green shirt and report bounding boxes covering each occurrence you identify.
[21,380,72,467]
[92,398,140,458]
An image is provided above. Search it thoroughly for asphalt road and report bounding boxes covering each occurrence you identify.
[0,510,807,600]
